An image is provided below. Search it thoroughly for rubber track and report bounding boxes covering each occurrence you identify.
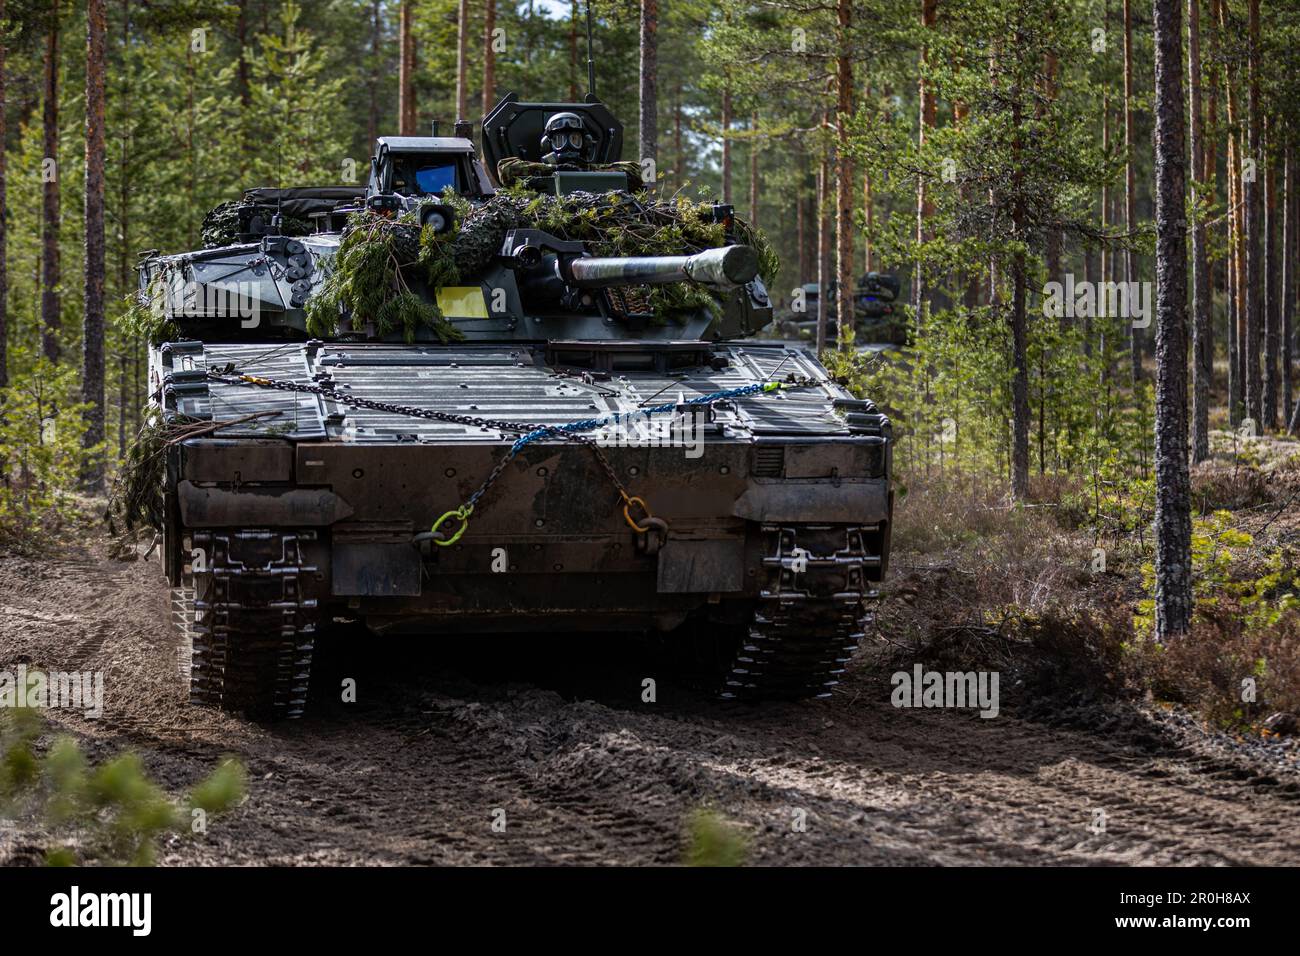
[720,524,881,700]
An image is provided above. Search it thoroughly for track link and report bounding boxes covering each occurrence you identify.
[176,529,320,719]
[719,524,882,700]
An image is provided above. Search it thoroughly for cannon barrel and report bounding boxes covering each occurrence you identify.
[566,244,759,290]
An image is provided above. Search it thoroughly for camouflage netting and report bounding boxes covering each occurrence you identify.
[200,200,313,249]
[306,185,778,337]
[108,411,290,536]
[200,188,365,248]
[305,213,464,343]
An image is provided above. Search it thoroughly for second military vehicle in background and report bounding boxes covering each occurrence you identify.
[775,273,907,349]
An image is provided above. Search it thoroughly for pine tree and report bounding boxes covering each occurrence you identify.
[912,0,936,327]
[82,0,107,488]
[1245,0,1263,425]
[40,2,60,364]
[1263,121,1279,428]
[1285,146,1296,429]
[0,0,8,390]
[833,0,854,349]
[1122,0,1139,383]
[1153,0,1193,639]
[1188,0,1211,461]
[456,0,468,120]
[639,0,658,168]
[483,0,497,116]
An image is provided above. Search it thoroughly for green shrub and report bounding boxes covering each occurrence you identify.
[0,709,248,866]
[683,809,749,867]
[0,355,100,551]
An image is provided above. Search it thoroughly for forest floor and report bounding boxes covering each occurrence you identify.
[2,506,1299,866]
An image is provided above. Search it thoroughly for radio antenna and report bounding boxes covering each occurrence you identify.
[272,124,285,234]
[585,0,596,99]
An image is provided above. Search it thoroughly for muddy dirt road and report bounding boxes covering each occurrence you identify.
[2,542,1298,866]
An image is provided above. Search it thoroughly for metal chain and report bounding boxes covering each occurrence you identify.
[207,366,823,542]
[207,370,574,438]
[209,369,655,516]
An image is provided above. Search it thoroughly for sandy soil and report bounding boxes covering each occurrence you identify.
[2,540,1298,866]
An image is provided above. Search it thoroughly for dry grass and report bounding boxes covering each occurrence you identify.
[1136,608,1300,730]
[1190,460,1278,514]
[874,475,1130,710]
[876,461,1300,732]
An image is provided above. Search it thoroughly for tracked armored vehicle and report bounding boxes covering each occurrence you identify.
[136,94,893,717]
[777,273,908,349]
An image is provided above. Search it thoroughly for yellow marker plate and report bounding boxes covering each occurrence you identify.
[436,286,490,319]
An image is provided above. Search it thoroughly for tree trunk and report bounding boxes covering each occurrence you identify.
[720,78,732,205]
[482,0,497,117]
[797,147,808,284]
[1244,0,1262,425]
[1083,246,1096,358]
[1227,124,1240,418]
[185,45,195,247]
[672,78,683,185]
[816,146,830,353]
[864,84,875,273]
[368,0,381,145]
[236,0,250,107]
[1101,81,1109,307]
[1043,52,1062,288]
[749,112,759,227]
[1264,123,1279,429]
[638,0,658,170]
[525,0,535,66]
[1284,146,1296,431]
[234,0,250,178]
[1152,0,1193,640]
[117,0,131,458]
[455,0,469,120]
[41,8,60,364]
[913,0,937,329]
[1011,253,1030,499]
[398,1,416,134]
[0,0,7,389]
[1123,0,1140,383]
[81,0,106,488]
[1188,0,1210,462]
[1203,0,1218,424]
[569,1,579,101]
[1219,0,1242,424]
[1011,92,1029,500]
[835,0,854,348]
[121,0,135,443]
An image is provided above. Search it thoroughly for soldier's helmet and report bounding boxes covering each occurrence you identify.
[540,112,594,166]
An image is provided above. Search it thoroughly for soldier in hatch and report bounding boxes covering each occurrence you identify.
[493,108,643,190]
[540,112,596,168]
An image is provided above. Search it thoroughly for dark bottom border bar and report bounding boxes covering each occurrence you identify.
[0,865,1287,943]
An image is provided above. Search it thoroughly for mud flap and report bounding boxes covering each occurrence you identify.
[656,538,745,593]
[333,540,422,596]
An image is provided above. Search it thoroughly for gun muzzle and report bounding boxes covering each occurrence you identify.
[566,244,759,290]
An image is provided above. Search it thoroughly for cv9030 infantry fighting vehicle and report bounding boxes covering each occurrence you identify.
[132,92,893,718]
[777,273,907,349]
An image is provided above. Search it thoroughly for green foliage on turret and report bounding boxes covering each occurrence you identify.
[307,187,779,335]
[120,280,179,348]
[305,213,465,343]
